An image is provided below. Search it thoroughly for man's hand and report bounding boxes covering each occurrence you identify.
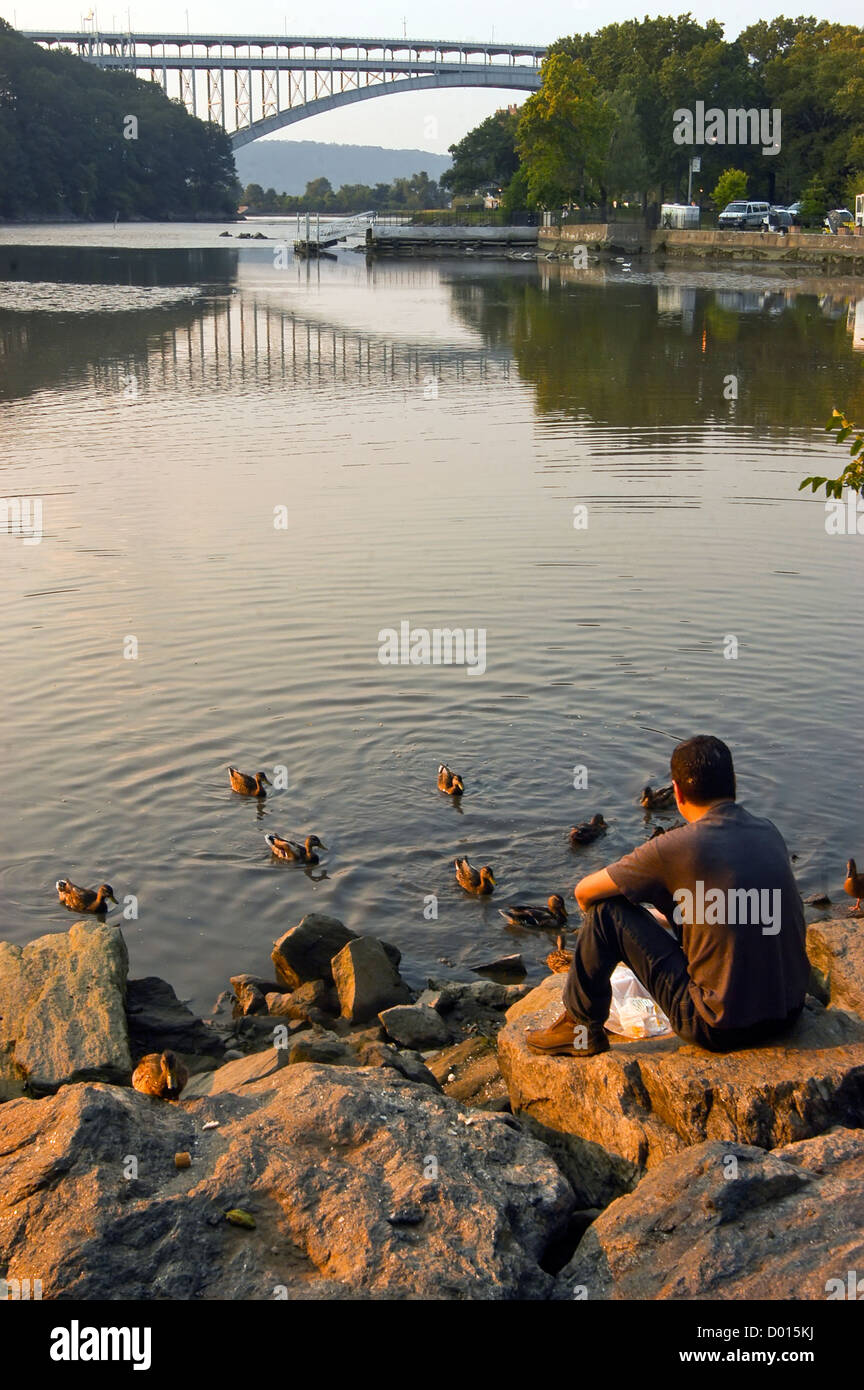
[573,868,619,912]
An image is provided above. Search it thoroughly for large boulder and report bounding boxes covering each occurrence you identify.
[126,977,225,1059]
[557,1127,864,1301]
[807,918,864,1019]
[0,922,131,1098]
[379,1004,451,1049]
[271,914,357,989]
[332,937,411,1023]
[0,1065,575,1299]
[499,975,864,1176]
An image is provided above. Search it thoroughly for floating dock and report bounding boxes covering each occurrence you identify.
[367,225,538,258]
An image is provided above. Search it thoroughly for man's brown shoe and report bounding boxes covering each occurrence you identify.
[525,1011,610,1057]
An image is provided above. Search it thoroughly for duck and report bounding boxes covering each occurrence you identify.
[265,833,327,864]
[438,764,464,796]
[569,814,607,846]
[499,894,568,930]
[640,784,676,810]
[455,857,496,895]
[55,879,117,913]
[228,767,271,796]
[649,822,683,839]
[131,1049,189,1100]
[844,858,864,912]
[546,933,574,974]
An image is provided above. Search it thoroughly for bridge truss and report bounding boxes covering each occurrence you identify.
[24,32,546,146]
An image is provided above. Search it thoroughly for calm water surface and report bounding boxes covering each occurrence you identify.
[1,222,863,1014]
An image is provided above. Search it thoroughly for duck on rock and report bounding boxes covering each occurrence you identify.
[131,1049,189,1100]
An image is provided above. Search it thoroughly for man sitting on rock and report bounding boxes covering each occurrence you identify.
[527,735,809,1057]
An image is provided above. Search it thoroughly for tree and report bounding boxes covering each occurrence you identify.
[799,174,828,226]
[442,109,519,195]
[800,410,864,498]
[711,168,748,207]
[603,88,648,203]
[516,54,616,208]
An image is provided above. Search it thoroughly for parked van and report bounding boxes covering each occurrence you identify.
[718,200,770,229]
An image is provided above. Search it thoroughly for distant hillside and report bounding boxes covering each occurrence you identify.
[234,140,451,195]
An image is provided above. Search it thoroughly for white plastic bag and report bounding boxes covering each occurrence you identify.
[605,963,671,1039]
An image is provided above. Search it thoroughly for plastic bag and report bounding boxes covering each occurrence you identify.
[605,963,671,1039]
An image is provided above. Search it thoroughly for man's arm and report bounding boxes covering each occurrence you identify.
[573,869,619,912]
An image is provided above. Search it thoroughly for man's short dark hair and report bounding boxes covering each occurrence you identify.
[670,735,736,804]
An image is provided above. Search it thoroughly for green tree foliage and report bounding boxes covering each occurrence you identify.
[442,109,519,195]
[242,171,447,213]
[799,173,828,225]
[516,54,616,208]
[0,21,239,219]
[711,167,748,206]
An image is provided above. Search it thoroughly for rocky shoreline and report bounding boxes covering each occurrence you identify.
[1,913,863,1299]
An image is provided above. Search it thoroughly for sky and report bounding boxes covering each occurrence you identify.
[6,2,861,152]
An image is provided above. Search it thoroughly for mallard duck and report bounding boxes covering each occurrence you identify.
[438,764,464,795]
[546,933,574,974]
[228,767,271,796]
[265,833,327,864]
[499,894,568,930]
[132,1049,189,1100]
[55,879,117,913]
[640,784,676,810]
[455,857,496,895]
[569,814,607,846]
[649,822,683,838]
[844,858,864,912]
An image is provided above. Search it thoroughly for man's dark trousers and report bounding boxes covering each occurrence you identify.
[563,896,802,1052]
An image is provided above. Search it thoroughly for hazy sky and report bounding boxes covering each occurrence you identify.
[7,3,861,152]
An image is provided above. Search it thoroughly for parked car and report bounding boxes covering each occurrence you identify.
[761,207,794,232]
[718,200,771,229]
[785,201,802,217]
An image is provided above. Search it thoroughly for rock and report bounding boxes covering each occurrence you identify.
[287,1035,355,1067]
[331,937,411,1024]
[264,979,337,1019]
[426,1036,508,1110]
[557,1127,864,1301]
[0,1065,575,1298]
[183,1046,291,1097]
[470,953,527,981]
[379,1004,451,1049]
[126,977,225,1059]
[230,975,270,1016]
[272,914,358,988]
[499,975,864,1179]
[352,1042,440,1090]
[0,922,131,1098]
[807,919,864,1019]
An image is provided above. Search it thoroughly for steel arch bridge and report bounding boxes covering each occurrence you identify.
[24,32,546,147]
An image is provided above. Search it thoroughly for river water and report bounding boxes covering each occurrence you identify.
[1,220,862,1014]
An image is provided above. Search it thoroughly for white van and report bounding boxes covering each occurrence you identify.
[718,200,770,229]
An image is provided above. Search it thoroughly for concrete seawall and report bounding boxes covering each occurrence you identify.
[539,222,864,272]
[367,225,538,257]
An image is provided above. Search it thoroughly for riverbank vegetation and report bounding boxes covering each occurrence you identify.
[0,21,240,220]
[242,172,449,215]
[446,16,864,215]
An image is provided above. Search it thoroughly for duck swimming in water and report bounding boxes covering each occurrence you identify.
[229,767,271,796]
[265,833,327,864]
[55,879,117,913]
[499,894,568,930]
[438,764,464,796]
[569,814,607,846]
[455,857,496,895]
[131,1049,189,1100]
[640,784,676,811]
[844,858,864,912]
